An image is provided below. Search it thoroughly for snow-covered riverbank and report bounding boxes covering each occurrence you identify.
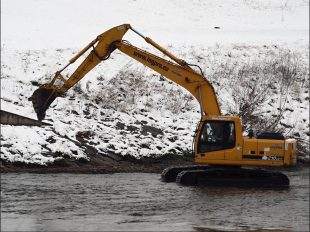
[1,0,309,166]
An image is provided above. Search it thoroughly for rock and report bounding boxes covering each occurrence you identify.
[115,122,125,130]
[107,144,115,150]
[76,131,95,142]
[30,80,40,86]
[168,136,178,142]
[46,136,56,144]
[71,110,79,115]
[126,125,139,133]
[293,132,300,137]
[140,143,150,149]
[141,125,164,137]
[285,108,294,112]
[280,122,293,128]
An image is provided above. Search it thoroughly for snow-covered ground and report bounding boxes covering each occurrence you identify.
[1,0,309,164]
[1,0,309,49]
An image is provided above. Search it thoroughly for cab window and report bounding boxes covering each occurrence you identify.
[198,121,235,153]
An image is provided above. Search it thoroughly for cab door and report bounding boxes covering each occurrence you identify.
[197,120,236,160]
[224,120,242,161]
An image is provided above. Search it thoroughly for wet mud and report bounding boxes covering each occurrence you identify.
[0,152,194,174]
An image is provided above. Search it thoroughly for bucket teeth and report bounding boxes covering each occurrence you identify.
[29,87,58,121]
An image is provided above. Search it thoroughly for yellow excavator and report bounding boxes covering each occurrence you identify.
[30,24,297,187]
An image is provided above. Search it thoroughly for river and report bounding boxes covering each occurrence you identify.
[1,168,309,231]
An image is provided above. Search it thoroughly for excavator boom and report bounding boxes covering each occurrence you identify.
[30,24,220,121]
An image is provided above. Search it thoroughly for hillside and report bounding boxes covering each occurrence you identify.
[1,0,309,167]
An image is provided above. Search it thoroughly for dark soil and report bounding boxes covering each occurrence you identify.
[0,152,195,174]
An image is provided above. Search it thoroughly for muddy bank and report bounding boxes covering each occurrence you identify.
[0,152,195,174]
[1,151,309,174]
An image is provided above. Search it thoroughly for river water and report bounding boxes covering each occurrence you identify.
[1,169,309,231]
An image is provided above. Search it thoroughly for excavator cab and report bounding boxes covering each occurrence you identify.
[198,120,235,153]
[195,116,243,165]
[194,116,297,168]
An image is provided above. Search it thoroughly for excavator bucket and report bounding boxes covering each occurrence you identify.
[29,86,59,121]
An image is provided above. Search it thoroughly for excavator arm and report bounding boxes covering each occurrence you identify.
[30,24,220,120]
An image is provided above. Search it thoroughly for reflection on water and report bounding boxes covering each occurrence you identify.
[1,169,309,231]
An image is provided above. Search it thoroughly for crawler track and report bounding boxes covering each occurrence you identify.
[162,165,289,188]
